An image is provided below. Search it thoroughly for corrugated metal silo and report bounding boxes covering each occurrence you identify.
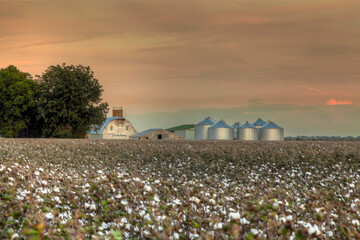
[258,121,284,141]
[208,120,234,140]
[252,118,267,128]
[195,117,216,140]
[239,121,257,140]
[232,122,241,140]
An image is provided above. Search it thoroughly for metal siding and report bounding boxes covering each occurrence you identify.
[258,128,283,141]
[195,124,211,140]
[174,129,186,139]
[208,128,234,140]
[238,128,257,140]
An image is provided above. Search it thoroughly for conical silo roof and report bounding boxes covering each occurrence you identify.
[209,120,232,129]
[232,122,241,128]
[261,121,283,129]
[240,121,255,129]
[196,117,216,126]
[252,118,267,127]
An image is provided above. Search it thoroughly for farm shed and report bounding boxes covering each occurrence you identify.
[167,124,195,139]
[89,107,137,139]
[130,129,182,140]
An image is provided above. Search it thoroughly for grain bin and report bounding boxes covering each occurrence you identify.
[232,122,241,140]
[258,121,284,141]
[252,118,267,128]
[195,117,216,140]
[239,121,257,140]
[208,120,234,140]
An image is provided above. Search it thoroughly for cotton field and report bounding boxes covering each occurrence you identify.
[0,139,359,239]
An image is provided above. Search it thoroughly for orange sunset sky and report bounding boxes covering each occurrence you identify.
[1,0,359,136]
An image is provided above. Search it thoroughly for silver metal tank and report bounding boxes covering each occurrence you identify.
[258,121,284,141]
[232,122,241,140]
[239,121,257,140]
[208,120,234,140]
[195,117,216,140]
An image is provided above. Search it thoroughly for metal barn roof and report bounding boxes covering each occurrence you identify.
[240,121,255,129]
[252,118,267,127]
[90,117,121,134]
[167,124,195,131]
[196,117,216,126]
[130,128,162,138]
[261,121,283,129]
[209,120,232,129]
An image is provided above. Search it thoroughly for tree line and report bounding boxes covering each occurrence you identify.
[0,64,109,138]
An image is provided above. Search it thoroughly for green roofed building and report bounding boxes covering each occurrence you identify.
[167,124,195,140]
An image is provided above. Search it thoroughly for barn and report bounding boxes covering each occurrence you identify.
[130,129,182,140]
[89,107,137,139]
[167,124,195,139]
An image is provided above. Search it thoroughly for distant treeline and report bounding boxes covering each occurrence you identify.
[285,136,360,141]
[0,64,108,138]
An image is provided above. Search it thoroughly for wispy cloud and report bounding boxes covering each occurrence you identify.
[326,99,353,105]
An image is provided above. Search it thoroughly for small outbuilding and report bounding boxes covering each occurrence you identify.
[167,124,195,140]
[89,107,137,139]
[130,129,183,140]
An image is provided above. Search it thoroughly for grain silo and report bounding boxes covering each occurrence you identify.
[258,121,284,141]
[195,117,216,140]
[232,122,241,140]
[208,120,234,140]
[252,118,267,128]
[239,121,257,140]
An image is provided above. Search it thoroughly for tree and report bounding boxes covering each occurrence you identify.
[0,65,40,137]
[38,64,109,138]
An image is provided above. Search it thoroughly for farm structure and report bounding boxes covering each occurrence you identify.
[130,129,182,140]
[208,120,234,140]
[194,117,285,141]
[89,107,137,139]
[167,124,195,140]
[195,117,216,140]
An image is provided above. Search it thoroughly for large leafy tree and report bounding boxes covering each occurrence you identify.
[0,65,40,137]
[38,64,109,138]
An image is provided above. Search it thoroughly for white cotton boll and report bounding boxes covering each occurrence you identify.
[229,212,240,220]
[189,196,200,204]
[144,185,152,192]
[213,223,223,229]
[240,218,250,224]
[154,179,160,184]
[115,193,122,199]
[349,183,355,188]
[34,171,40,176]
[209,199,216,205]
[286,215,293,221]
[173,199,181,205]
[352,219,360,226]
[251,229,259,235]
[121,200,128,205]
[173,232,179,239]
[39,168,44,172]
[154,195,160,202]
[45,212,53,219]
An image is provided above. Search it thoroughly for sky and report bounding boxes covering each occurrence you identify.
[1,0,360,136]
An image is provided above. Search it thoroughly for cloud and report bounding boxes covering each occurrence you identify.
[326,99,353,105]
